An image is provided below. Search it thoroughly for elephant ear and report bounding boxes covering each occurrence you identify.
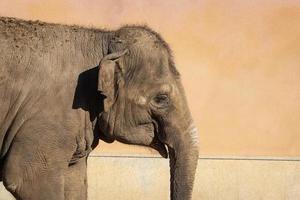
[98,49,128,112]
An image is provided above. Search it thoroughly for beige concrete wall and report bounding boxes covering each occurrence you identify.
[1,154,300,200]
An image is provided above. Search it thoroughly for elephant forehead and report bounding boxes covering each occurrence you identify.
[140,54,172,80]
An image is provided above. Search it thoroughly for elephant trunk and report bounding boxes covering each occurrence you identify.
[168,123,199,200]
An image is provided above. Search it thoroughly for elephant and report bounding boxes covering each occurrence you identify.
[0,17,199,200]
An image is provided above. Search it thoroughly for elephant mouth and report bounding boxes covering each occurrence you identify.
[150,138,168,158]
[150,120,168,158]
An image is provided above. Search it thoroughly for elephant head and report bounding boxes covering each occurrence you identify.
[97,26,199,200]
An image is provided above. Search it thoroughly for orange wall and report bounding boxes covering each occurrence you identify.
[1,0,300,156]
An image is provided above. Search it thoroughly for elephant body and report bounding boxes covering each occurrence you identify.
[0,17,199,200]
[0,17,108,199]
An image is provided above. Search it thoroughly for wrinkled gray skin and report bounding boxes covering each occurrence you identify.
[0,17,199,200]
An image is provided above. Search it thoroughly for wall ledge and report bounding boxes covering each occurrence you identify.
[89,153,300,161]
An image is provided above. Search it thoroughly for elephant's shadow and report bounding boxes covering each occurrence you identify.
[72,66,107,148]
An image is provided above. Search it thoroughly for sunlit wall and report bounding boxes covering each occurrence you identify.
[1,0,299,156]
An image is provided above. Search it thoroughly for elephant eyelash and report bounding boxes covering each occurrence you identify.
[154,94,168,103]
[151,94,170,108]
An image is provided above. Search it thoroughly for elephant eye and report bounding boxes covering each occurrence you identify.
[152,94,170,108]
